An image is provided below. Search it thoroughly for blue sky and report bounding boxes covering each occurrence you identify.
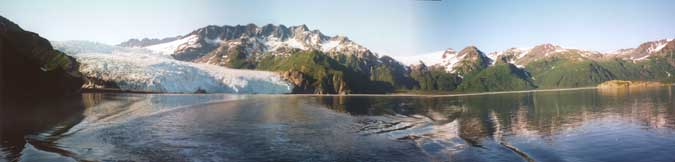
[1,0,674,56]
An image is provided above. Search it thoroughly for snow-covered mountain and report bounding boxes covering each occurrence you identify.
[119,24,377,66]
[610,38,674,61]
[487,39,675,66]
[486,47,530,67]
[395,47,491,72]
[395,46,493,74]
[398,42,625,73]
[53,41,293,93]
[489,43,605,66]
[447,46,493,75]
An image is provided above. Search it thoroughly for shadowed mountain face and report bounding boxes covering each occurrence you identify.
[0,16,84,102]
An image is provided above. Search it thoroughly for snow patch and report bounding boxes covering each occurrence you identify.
[145,35,200,55]
[264,37,309,51]
[486,51,501,63]
[515,48,531,59]
[488,47,530,63]
[205,37,223,45]
[652,42,668,53]
[321,40,341,52]
[285,39,307,50]
[440,49,464,72]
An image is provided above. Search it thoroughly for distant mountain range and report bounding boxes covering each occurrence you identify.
[116,24,673,93]
[399,39,673,68]
[5,13,671,94]
[118,24,376,66]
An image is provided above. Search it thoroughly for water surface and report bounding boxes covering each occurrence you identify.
[1,86,674,162]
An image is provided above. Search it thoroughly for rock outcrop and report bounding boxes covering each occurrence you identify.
[280,70,314,94]
[597,80,666,89]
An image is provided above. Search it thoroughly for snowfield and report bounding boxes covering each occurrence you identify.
[145,35,201,55]
[393,50,446,66]
[54,41,293,94]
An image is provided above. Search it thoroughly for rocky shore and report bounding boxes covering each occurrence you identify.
[596,80,667,89]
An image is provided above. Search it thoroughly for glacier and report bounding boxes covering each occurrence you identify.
[53,41,293,94]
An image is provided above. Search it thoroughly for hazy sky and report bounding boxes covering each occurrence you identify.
[1,0,674,56]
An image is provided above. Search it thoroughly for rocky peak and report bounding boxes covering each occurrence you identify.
[458,46,480,55]
[457,46,490,62]
[261,24,291,39]
[123,24,377,67]
[118,36,180,47]
[439,48,458,68]
[635,39,673,54]
[441,48,456,59]
[613,38,674,61]
[489,47,528,65]
[528,43,563,56]
[292,24,310,32]
[488,43,605,66]
[438,46,492,74]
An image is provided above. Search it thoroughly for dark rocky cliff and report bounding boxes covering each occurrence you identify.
[0,16,84,103]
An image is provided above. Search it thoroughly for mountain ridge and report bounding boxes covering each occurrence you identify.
[115,24,675,93]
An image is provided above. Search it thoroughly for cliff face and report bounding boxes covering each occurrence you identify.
[1,16,84,101]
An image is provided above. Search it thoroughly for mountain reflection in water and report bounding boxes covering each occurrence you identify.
[0,86,673,162]
[317,86,675,161]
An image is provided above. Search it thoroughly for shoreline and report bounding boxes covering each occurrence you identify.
[82,84,673,97]
[273,87,600,97]
[82,88,175,94]
[83,86,606,97]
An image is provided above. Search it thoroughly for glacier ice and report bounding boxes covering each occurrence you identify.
[53,41,293,94]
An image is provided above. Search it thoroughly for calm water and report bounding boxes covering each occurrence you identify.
[1,86,674,162]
